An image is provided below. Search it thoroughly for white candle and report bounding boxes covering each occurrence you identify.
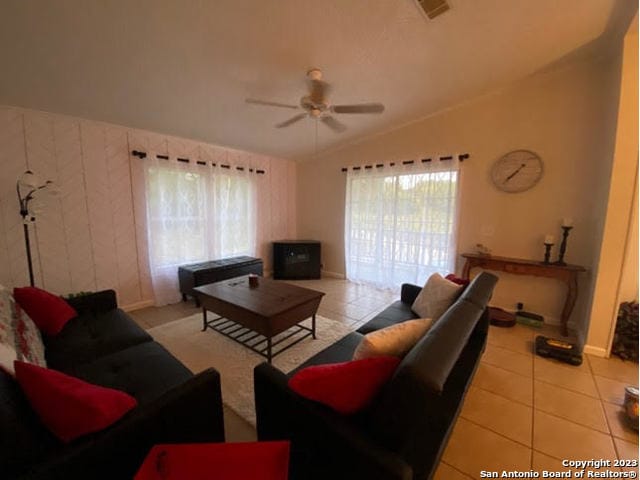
[562,218,573,227]
[544,234,555,244]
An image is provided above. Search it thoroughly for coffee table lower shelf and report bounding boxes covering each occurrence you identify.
[201,311,317,363]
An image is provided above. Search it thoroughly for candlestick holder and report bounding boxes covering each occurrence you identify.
[554,226,573,266]
[542,243,553,264]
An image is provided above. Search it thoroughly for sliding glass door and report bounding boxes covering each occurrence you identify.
[345,162,459,289]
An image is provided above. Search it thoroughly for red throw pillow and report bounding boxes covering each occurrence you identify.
[13,287,77,336]
[445,273,470,287]
[288,356,400,415]
[14,361,137,442]
[135,441,290,480]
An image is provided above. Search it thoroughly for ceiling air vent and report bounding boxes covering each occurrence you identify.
[417,0,450,19]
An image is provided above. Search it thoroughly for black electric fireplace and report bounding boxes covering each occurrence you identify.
[273,241,321,280]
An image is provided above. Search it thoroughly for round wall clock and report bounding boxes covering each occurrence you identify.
[490,150,544,193]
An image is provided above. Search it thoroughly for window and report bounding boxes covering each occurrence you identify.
[345,163,459,289]
[143,158,256,305]
[146,167,208,267]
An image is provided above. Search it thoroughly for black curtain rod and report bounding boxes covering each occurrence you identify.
[130,150,265,174]
[340,153,470,172]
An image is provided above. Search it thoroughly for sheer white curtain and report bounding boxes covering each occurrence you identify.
[143,155,256,305]
[344,160,459,290]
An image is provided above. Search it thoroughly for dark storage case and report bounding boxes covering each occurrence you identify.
[178,256,263,305]
[273,241,321,280]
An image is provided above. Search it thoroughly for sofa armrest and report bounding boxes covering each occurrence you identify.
[64,290,118,314]
[123,367,226,444]
[24,368,225,480]
[255,362,412,480]
[400,283,422,305]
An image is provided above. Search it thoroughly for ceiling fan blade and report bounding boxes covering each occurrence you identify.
[320,116,347,133]
[246,98,299,109]
[275,113,307,128]
[331,103,385,114]
[307,79,331,104]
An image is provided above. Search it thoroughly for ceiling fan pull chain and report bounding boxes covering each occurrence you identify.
[315,117,318,156]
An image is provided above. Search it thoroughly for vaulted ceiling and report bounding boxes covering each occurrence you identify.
[0,0,635,160]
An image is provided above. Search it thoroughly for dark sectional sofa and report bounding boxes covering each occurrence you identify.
[2,290,225,480]
[254,272,498,480]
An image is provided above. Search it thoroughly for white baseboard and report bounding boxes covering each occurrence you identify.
[321,270,346,279]
[582,345,608,357]
[122,299,154,312]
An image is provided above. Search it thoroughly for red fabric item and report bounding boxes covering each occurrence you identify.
[14,361,137,442]
[134,441,290,480]
[288,356,401,414]
[445,274,471,287]
[13,287,77,336]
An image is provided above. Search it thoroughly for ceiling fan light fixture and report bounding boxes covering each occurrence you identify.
[246,68,385,134]
[307,68,323,81]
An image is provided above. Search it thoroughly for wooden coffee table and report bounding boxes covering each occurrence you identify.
[193,276,324,363]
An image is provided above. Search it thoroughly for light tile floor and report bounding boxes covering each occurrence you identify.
[129,277,639,477]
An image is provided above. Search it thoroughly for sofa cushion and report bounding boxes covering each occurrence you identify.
[0,343,17,375]
[411,273,462,320]
[135,441,290,480]
[63,341,194,406]
[289,356,401,415]
[14,303,47,368]
[13,286,77,336]
[0,285,15,345]
[0,370,59,478]
[290,333,364,375]
[44,309,152,370]
[445,273,470,287]
[14,361,137,443]
[1,286,47,373]
[353,318,434,360]
[356,301,417,335]
[1,286,48,373]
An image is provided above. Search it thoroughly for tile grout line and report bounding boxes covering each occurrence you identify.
[589,354,627,459]
[486,341,535,358]
[469,383,533,409]
[532,375,600,399]
[479,359,533,381]
[441,461,474,479]
[473,346,622,449]
[458,415,533,451]
[530,334,535,469]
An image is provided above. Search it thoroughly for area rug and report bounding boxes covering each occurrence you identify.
[147,313,353,426]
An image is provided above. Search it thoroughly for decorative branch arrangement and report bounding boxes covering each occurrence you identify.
[16,171,57,286]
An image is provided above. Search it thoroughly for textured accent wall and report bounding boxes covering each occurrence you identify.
[0,106,296,308]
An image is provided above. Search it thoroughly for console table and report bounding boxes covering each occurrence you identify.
[461,253,586,336]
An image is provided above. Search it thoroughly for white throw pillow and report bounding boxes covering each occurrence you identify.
[353,318,434,361]
[0,285,47,373]
[411,273,463,320]
[0,342,17,375]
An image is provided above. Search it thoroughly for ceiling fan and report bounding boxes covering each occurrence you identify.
[245,68,384,133]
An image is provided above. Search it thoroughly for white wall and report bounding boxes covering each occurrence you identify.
[297,53,622,347]
[0,106,296,309]
[585,21,638,356]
